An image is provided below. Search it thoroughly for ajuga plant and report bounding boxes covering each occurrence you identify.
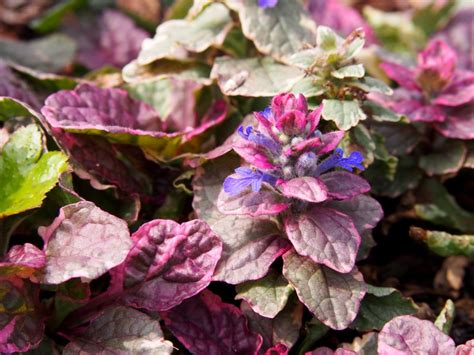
[0,0,473,354]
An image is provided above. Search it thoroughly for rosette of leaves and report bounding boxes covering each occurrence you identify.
[194,93,388,335]
[365,39,474,198]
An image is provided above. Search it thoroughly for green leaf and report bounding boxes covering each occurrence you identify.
[137,3,233,66]
[236,270,294,319]
[419,140,467,176]
[291,76,325,97]
[415,178,474,233]
[322,99,367,130]
[412,0,456,36]
[211,57,305,97]
[30,0,87,33]
[349,76,393,95]
[0,97,33,121]
[364,156,422,198]
[0,125,69,217]
[297,318,329,355]
[411,227,474,258]
[317,26,338,51]
[350,285,418,332]
[331,64,365,79]
[434,299,455,334]
[228,0,316,61]
[0,34,76,72]
[364,101,401,122]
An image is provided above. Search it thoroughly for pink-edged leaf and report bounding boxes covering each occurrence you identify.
[324,195,383,235]
[114,219,222,311]
[409,104,445,123]
[306,347,356,355]
[417,39,457,85]
[38,201,131,284]
[380,62,420,91]
[0,244,45,281]
[63,306,173,354]
[434,104,474,140]
[212,217,290,284]
[456,340,474,355]
[193,156,291,284]
[317,131,345,155]
[241,296,304,352]
[233,140,276,170]
[284,206,360,273]
[278,177,328,203]
[42,83,163,139]
[73,10,148,70]
[266,343,289,355]
[0,277,44,353]
[434,71,474,107]
[217,189,289,217]
[378,315,455,355]
[282,251,367,330]
[161,290,263,355]
[308,0,376,44]
[319,172,370,200]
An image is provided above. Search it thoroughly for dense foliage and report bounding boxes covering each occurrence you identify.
[0,0,473,354]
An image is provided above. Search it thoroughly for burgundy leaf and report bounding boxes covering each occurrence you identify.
[161,290,263,355]
[113,219,222,311]
[379,62,420,91]
[324,195,383,235]
[278,177,328,203]
[378,315,455,355]
[0,277,44,353]
[319,171,370,200]
[0,61,40,109]
[434,104,474,140]
[38,201,131,284]
[434,71,474,107]
[284,206,360,273]
[63,306,173,354]
[217,189,289,217]
[283,251,367,330]
[306,347,356,355]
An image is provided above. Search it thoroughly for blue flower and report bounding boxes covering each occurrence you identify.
[238,125,280,153]
[315,148,365,176]
[258,0,278,8]
[223,167,277,195]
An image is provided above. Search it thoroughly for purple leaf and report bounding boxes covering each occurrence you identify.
[38,201,132,284]
[379,62,420,91]
[0,60,40,109]
[317,131,345,155]
[240,296,303,352]
[417,39,457,86]
[161,290,263,354]
[324,195,383,235]
[278,177,328,203]
[378,315,455,355]
[0,244,45,281]
[63,306,173,354]
[217,189,289,217]
[193,156,291,284]
[282,251,367,330]
[0,277,44,353]
[233,140,276,170]
[74,10,148,70]
[284,206,361,273]
[113,219,222,311]
[319,171,370,200]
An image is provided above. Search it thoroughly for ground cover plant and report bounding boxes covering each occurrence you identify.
[0,0,473,353]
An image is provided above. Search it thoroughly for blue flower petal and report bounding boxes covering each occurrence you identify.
[258,0,279,8]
